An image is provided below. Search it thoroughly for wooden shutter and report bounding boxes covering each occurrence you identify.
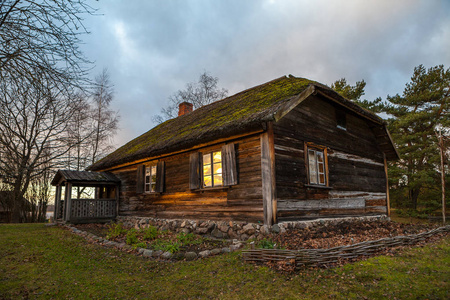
[222,143,238,186]
[156,161,165,193]
[136,164,145,194]
[189,152,201,189]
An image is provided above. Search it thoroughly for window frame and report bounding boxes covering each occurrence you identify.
[201,150,223,188]
[144,163,158,193]
[305,143,329,187]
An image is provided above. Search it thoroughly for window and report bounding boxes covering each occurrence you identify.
[136,161,165,194]
[145,164,157,192]
[306,145,328,186]
[189,144,237,190]
[336,109,347,130]
[202,151,223,187]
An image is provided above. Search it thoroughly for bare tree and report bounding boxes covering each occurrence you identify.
[0,76,88,222]
[90,69,119,165]
[0,1,95,222]
[0,0,93,91]
[154,72,228,123]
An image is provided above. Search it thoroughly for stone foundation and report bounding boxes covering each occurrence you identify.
[117,215,389,241]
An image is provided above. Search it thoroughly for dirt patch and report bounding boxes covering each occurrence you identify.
[269,220,439,250]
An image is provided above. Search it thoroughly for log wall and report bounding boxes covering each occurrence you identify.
[273,95,387,221]
[112,134,264,222]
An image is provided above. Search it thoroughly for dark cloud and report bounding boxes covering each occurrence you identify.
[80,0,450,147]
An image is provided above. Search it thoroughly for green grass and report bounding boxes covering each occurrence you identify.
[0,224,449,299]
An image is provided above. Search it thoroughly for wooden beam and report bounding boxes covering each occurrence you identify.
[53,185,61,220]
[115,184,120,218]
[383,154,391,217]
[261,122,277,225]
[64,183,72,222]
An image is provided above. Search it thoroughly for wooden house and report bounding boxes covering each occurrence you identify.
[88,75,398,226]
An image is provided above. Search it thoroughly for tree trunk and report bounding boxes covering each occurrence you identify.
[409,188,420,210]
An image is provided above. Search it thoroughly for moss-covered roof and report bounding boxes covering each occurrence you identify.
[89,75,388,171]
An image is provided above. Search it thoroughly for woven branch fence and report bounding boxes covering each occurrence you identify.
[242,225,450,269]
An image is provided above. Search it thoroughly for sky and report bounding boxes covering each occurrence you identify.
[80,0,450,148]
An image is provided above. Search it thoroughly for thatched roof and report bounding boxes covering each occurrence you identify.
[89,75,396,171]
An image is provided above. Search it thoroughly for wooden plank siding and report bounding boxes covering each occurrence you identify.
[111,134,264,222]
[273,95,387,221]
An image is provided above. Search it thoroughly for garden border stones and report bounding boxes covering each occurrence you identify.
[63,224,244,261]
[117,215,389,241]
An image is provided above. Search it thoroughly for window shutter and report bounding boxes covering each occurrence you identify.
[222,143,238,186]
[156,161,165,193]
[189,152,201,189]
[136,164,145,194]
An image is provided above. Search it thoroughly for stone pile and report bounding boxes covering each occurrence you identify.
[118,215,388,241]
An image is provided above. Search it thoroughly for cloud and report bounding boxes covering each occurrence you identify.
[80,0,450,147]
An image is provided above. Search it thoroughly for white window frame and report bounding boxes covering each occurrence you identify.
[306,144,328,186]
[145,163,157,193]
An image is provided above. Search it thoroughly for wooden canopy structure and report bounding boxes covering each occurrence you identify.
[51,170,120,223]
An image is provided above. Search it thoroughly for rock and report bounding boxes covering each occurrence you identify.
[271,224,280,233]
[242,223,255,235]
[227,228,238,239]
[230,243,243,251]
[240,234,249,241]
[142,249,153,257]
[161,252,173,259]
[260,225,270,235]
[117,243,127,249]
[210,248,221,255]
[180,221,187,228]
[153,250,163,257]
[198,250,211,258]
[138,248,146,254]
[218,222,229,233]
[180,228,190,234]
[211,228,225,238]
[185,252,197,261]
[221,247,231,253]
[195,227,209,234]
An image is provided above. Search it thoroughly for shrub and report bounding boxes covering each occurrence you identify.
[177,232,202,246]
[153,240,181,253]
[106,222,127,240]
[142,226,159,240]
[126,228,139,245]
[257,238,276,249]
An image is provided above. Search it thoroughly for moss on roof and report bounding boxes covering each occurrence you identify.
[88,75,386,171]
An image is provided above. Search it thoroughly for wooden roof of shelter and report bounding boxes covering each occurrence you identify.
[51,170,120,186]
[89,75,398,172]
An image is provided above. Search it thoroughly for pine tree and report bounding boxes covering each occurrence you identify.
[384,65,449,210]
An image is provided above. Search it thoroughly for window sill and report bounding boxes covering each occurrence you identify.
[304,184,333,190]
[192,186,230,192]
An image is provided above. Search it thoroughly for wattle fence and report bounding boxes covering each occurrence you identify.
[242,225,449,269]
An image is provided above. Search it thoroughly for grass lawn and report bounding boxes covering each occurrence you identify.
[0,224,449,299]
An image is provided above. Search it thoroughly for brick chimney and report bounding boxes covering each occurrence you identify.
[178,102,193,116]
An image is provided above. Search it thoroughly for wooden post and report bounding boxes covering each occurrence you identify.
[64,182,72,222]
[261,122,277,225]
[115,184,120,218]
[53,185,61,220]
[383,154,391,217]
[438,129,446,224]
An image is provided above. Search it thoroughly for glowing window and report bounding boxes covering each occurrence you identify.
[202,151,223,187]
